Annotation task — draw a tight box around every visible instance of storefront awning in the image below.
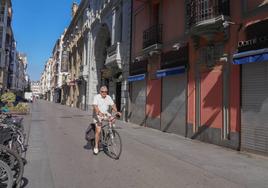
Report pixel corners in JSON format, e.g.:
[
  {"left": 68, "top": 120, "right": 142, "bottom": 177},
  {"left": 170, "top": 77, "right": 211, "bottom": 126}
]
[
  {"left": 244, "top": 17, "right": 268, "bottom": 29},
  {"left": 156, "top": 66, "right": 185, "bottom": 78},
  {"left": 128, "top": 74, "right": 146, "bottom": 82},
  {"left": 233, "top": 48, "right": 268, "bottom": 64}
]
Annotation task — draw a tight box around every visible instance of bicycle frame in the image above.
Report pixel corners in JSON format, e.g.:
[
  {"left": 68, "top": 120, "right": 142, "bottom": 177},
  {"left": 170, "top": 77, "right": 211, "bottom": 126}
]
[{"left": 99, "top": 121, "right": 114, "bottom": 147}]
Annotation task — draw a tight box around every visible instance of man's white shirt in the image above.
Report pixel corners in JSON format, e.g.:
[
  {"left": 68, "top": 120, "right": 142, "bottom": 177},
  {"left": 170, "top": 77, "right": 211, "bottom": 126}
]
[{"left": 93, "top": 94, "right": 114, "bottom": 114}]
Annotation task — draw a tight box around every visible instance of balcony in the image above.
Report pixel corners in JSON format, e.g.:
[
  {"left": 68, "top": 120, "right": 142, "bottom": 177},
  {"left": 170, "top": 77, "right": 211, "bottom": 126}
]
[
  {"left": 187, "top": 0, "right": 230, "bottom": 39},
  {"left": 143, "top": 24, "right": 163, "bottom": 52},
  {"left": 78, "top": 64, "right": 88, "bottom": 80},
  {"left": 161, "top": 45, "right": 189, "bottom": 69},
  {"left": 129, "top": 59, "right": 148, "bottom": 76},
  {"left": 105, "top": 42, "right": 121, "bottom": 70}
]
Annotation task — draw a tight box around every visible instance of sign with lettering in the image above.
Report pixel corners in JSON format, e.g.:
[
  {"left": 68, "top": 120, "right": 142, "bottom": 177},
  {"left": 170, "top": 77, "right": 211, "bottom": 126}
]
[{"left": 238, "top": 35, "right": 268, "bottom": 52}]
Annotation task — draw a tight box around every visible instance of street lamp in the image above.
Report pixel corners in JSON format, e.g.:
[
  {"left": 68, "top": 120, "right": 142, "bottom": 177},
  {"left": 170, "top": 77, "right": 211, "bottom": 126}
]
[
  {"left": 222, "top": 21, "right": 242, "bottom": 30},
  {"left": 172, "top": 43, "right": 181, "bottom": 51}
]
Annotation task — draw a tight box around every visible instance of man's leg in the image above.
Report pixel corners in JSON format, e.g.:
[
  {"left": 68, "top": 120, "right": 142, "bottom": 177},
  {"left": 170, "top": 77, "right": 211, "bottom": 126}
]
[{"left": 94, "top": 123, "right": 101, "bottom": 154}]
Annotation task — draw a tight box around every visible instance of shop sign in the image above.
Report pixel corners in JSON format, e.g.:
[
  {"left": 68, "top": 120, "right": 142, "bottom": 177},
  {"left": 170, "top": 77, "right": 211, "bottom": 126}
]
[{"left": 238, "top": 35, "right": 268, "bottom": 52}]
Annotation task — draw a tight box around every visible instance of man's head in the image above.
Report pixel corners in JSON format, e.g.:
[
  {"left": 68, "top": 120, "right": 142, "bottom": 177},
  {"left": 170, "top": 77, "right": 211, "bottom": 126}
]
[{"left": 99, "top": 86, "right": 108, "bottom": 98}]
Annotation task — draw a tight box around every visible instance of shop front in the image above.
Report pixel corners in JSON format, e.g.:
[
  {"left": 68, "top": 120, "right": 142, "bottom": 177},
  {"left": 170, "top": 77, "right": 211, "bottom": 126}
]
[
  {"left": 128, "top": 60, "right": 148, "bottom": 126},
  {"left": 233, "top": 20, "right": 268, "bottom": 155},
  {"left": 157, "top": 47, "right": 188, "bottom": 136}
]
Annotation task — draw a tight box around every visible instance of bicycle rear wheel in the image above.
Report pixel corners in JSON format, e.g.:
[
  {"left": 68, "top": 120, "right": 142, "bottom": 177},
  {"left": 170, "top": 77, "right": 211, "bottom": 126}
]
[
  {"left": 0, "top": 160, "right": 13, "bottom": 188},
  {"left": 104, "top": 130, "right": 122, "bottom": 160}
]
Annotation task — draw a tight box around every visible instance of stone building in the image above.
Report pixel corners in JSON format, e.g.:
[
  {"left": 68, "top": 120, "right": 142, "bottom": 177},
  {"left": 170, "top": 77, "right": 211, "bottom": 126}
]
[
  {"left": 0, "top": 0, "right": 12, "bottom": 93},
  {"left": 60, "top": 0, "right": 131, "bottom": 118},
  {"left": 62, "top": 1, "right": 90, "bottom": 109},
  {"left": 86, "top": 0, "right": 131, "bottom": 118}
]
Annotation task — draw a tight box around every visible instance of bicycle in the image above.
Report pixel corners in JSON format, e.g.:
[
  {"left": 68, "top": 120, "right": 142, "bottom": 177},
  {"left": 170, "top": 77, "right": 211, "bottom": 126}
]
[
  {"left": 91, "top": 114, "right": 122, "bottom": 160},
  {"left": 0, "top": 144, "right": 24, "bottom": 187},
  {"left": 0, "top": 160, "right": 13, "bottom": 188}
]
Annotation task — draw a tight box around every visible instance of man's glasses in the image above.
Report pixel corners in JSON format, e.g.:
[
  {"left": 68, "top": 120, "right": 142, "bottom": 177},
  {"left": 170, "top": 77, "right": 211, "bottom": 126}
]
[{"left": 100, "top": 91, "right": 108, "bottom": 93}]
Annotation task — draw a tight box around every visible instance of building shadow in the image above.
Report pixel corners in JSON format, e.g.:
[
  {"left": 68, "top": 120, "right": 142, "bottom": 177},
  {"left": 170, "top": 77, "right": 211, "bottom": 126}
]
[{"left": 191, "top": 110, "right": 220, "bottom": 139}]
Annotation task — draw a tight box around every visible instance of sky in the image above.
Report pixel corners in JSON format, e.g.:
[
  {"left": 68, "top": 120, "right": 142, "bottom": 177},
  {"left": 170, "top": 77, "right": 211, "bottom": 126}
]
[{"left": 12, "top": 0, "right": 81, "bottom": 81}]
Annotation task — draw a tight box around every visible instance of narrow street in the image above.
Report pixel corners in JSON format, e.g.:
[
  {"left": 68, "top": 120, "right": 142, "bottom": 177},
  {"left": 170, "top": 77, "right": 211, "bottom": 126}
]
[{"left": 21, "top": 100, "right": 268, "bottom": 188}]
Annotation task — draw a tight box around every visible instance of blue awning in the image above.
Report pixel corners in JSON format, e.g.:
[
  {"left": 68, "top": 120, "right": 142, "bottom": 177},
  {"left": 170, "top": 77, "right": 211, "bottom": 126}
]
[
  {"left": 128, "top": 74, "right": 145, "bottom": 82},
  {"left": 233, "top": 48, "right": 268, "bottom": 65},
  {"left": 156, "top": 66, "right": 185, "bottom": 78}
]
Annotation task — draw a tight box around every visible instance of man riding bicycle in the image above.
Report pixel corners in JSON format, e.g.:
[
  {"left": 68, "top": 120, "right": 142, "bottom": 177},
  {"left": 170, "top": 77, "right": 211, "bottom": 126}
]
[{"left": 92, "top": 86, "right": 121, "bottom": 155}]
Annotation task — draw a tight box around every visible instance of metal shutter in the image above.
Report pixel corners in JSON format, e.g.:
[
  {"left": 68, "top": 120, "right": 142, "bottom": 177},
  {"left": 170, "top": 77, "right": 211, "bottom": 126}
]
[
  {"left": 161, "top": 74, "right": 186, "bottom": 136},
  {"left": 129, "top": 80, "right": 146, "bottom": 125},
  {"left": 241, "top": 61, "right": 268, "bottom": 154}
]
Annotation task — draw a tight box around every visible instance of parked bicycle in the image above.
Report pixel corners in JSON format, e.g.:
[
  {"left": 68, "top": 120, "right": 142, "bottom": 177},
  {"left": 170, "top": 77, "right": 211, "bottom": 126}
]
[
  {"left": 0, "top": 159, "right": 13, "bottom": 188},
  {"left": 86, "top": 114, "right": 122, "bottom": 160},
  {"left": 0, "top": 144, "right": 24, "bottom": 188},
  {"left": 0, "top": 113, "right": 26, "bottom": 187}
]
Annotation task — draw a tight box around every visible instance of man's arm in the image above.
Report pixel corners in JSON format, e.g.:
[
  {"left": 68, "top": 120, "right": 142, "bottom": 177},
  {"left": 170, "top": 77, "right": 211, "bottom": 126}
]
[
  {"left": 111, "top": 104, "right": 118, "bottom": 113},
  {"left": 111, "top": 104, "right": 121, "bottom": 117},
  {"left": 93, "top": 105, "right": 103, "bottom": 116}
]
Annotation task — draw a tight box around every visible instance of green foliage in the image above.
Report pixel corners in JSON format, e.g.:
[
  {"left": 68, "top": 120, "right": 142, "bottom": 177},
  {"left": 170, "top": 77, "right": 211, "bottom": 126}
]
[
  {"left": 9, "top": 103, "right": 29, "bottom": 114},
  {"left": 1, "top": 92, "right": 16, "bottom": 105}
]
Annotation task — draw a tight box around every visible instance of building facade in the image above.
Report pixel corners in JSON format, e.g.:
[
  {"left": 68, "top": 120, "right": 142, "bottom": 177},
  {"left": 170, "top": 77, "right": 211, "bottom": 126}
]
[
  {"left": 60, "top": 0, "right": 131, "bottom": 118},
  {"left": 61, "top": 2, "right": 89, "bottom": 109},
  {"left": 129, "top": 0, "right": 189, "bottom": 135},
  {"left": 51, "top": 35, "right": 64, "bottom": 103},
  {"left": 129, "top": 0, "right": 268, "bottom": 155},
  {"left": 31, "top": 81, "right": 41, "bottom": 97},
  {"left": 86, "top": 0, "right": 131, "bottom": 118},
  {"left": 0, "top": 0, "right": 12, "bottom": 93},
  {"left": 7, "top": 34, "right": 16, "bottom": 91},
  {"left": 16, "top": 52, "right": 27, "bottom": 94},
  {"left": 42, "top": 58, "right": 53, "bottom": 101},
  {"left": 231, "top": 0, "right": 268, "bottom": 155}
]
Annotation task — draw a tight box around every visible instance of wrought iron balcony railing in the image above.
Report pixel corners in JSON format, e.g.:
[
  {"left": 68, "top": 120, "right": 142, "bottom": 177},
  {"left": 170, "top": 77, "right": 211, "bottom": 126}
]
[
  {"left": 105, "top": 42, "right": 122, "bottom": 69},
  {"left": 187, "top": 0, "right": 230, "bottom": 27},
  {"left": 143, "top": 24, "right": 163, "bottom": 49}
]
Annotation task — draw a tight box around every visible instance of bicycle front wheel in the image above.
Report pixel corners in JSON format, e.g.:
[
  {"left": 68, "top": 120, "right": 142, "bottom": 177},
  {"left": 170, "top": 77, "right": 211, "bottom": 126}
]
[{"left": 104, "top": 130, "right": 122, "bottom": 160}]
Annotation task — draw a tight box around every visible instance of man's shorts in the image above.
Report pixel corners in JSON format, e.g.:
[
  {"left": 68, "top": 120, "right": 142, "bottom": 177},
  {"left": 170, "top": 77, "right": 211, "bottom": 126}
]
[{"left": 93, "top": 114, "right": 111, "bottom": 126}]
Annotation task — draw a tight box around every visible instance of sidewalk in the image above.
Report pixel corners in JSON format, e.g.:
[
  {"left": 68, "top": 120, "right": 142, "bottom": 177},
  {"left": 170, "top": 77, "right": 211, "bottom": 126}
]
[{"left": 116, "top": 120, "right": 268, "bottom": 188}]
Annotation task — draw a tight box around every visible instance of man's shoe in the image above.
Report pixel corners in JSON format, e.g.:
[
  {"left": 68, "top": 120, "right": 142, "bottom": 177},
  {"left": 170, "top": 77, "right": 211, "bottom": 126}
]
[{"left": 93, "top": 147, "right": 99, "bottom": 155}]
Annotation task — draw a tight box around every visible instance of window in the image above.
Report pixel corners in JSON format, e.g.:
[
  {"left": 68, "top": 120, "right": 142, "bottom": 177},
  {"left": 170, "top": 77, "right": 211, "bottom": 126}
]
[
  {"left": 0, "top": 27, "right": 3, "bottom": 48},
  {"left": 152, "top": 3, "right": 160, "bottom": 25},
  {"left": 115, "top": 7, "right": 123, "bottom": 42},
  {"left": 0, "top": 5, "right": 5, "bottom": 15}
]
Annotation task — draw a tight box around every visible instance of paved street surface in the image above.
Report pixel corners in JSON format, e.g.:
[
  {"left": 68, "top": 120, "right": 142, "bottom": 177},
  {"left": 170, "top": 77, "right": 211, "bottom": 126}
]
[{"left": 23, "top": 100, "right": 268, "bottom": 188}]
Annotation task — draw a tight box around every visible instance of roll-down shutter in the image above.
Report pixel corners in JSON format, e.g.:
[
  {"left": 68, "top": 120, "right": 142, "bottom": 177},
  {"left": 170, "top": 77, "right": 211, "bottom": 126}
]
[
  {"left": 241, "top": 61, "right": 268, "bottom": 154},
  {"left": 130, "top": 80, "right": 146, "bottom": 125},
  {"left": 161, "top": 74, "right": 186, "bottom": 135}
]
